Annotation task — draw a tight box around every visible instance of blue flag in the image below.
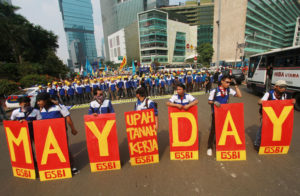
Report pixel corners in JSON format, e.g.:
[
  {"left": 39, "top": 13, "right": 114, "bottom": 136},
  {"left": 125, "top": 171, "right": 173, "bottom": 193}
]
[
  {"left": 132, "top": 60, "right": 136, "bottom": 75},
  {"left": 104, "top": 64, "right": 108, "bottom": 72},
  {"left": 86, "top": 59, "right": 93, "bottom": 75}
]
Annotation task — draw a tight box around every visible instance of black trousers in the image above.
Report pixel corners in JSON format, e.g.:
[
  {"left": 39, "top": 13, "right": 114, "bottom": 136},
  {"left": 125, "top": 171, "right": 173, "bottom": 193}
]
[{"left": 207, "top": 113, "right": 215, "bottom": 149}]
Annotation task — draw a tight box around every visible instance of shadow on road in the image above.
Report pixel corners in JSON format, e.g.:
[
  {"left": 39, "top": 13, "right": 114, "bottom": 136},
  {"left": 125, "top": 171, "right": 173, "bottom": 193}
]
[
  {"left": 119, "top": 138, "right": 130, "bottom": 166},
  {"left": 70, "top": 141, "right": 89, "bottom": 170},
  {"left": 246, "top": 124, "right": 260, "bottom": 146},
  {"left": 157, "top": 130, "right": 169, "bottom": 158}
]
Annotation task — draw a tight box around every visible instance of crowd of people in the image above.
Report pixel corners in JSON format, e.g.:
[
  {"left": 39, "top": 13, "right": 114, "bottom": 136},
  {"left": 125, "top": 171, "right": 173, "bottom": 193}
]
[
  {"left": 37, "top": 70, "right": 218, "bottom": 106},
  {"left": 6, "top": 64, "right": 296, "bottom": 178}
]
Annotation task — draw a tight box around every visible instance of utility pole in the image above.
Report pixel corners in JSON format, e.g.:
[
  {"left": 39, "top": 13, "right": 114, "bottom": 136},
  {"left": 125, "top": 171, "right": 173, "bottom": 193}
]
[{"left": 216, "top": 0, "right": 221, "bottom": 69}]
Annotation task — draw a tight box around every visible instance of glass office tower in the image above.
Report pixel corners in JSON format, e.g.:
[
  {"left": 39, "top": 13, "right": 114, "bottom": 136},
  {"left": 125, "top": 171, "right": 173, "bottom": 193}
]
[
  {"left": 245, "top": 0, "right": 300, "bottom": 56},
  {"left": 59, "top": 0, "right": 97, "bottom": 69},
  {"left": 139, "top": 10, "right": 168, "bottom": 63},
  {"left": 100, "top": 0, "right": 169, "bottom": 61}
]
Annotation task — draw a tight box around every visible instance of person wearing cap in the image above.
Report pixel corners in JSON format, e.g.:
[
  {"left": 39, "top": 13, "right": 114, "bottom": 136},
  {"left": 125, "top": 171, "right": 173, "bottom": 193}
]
[
  {"left": 47, "top": 82, "right": 57, "bottom": 100},
  {"left": 186, "top": 71, "right": 193, "bottom": 93},
  {"left": 11, "top": 96, "right": 42, "bottom": 178},
  {"left": 166, "top": 83, "right": 198, "bottom": 110},
  {"left": 109, "top": 78, "right": 117, "bottom": 100},
  {"left": 57, "top": 82, "right": 67, "bottom": 105},
  {"left": 134, "top": 87, "right": 158, "bottom": 129},
  {"left": 207, "top": 75, "right": 242, "bottom": 156},
  {"left": 117, "top": 76, "right": 125, "bottom": 99},
  {"left": 37, "top": 85, "right": 46, "bottom": 94},
  {"left": 88, "top": 88, "right": 114, "bottom": 115},
  {"left": 124, "top": 77, "right": 132, "bottom": 98},
  {"left": 84, "top": 79, "right": 92, "bottom": 102},
  {"left": 91, "top": 79, "right": 99, "bottom": 91},
  {"left": 159, "top": 76, "right": 166, "bottom": 95},
  {"left": 166, "top": 74, "right": 173, "bottom": 94},
  {"left": 66, "top": 82, "right": 75, "bottom": 105},
  {"left": 36, "top": 92, "right": 79, "bottom": 175},
  {"left": 254, "top": 80, "right": 296, "bottom": 151},
  {"left": 75, "top": 81, "right": 84, "bottom": 104}
]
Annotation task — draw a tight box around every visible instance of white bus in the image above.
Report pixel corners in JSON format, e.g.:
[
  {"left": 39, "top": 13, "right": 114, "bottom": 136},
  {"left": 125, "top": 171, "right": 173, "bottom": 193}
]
[{"left": 247, "top": 45, "right": 300, "bottom": 110}]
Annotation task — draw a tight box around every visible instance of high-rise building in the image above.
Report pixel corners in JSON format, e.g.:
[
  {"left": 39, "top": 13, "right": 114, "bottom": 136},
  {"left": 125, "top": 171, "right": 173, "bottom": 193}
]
[
  {"left": 138, "top": 9, "right": 197, "bottom": 64},
  {"left": 161, "top": 0, "right": 214, "bottom": 45},
  {"left": 212, "top": 0, "right": 300, "bottom": 65},
  {"left": 100, "top": 0, "right": 169, "bottom": 61},
  {"left": 294, "top": 17, "right": 300, "bottom": 46},
  {"left": 59, "top": 0, "right": 98, "bottom": 70}
]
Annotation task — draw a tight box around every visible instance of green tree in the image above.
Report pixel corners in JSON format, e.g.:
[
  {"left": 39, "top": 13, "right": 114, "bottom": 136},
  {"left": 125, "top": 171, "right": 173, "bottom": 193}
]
[{"left": 197, "top": 43, "right": 214, "bottom": 66}]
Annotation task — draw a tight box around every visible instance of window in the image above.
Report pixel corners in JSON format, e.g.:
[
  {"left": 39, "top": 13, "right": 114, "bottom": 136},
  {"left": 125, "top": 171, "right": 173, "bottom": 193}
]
[
  {"left": 109, "top": 39, "right": 113, "bottom": 48},
  {"left": 116, "top": 36, "right": 120, "bottom": 46},
  {"left": 117, "top": 47, "right": 121, "bottom": 56},
  {"left": 114, "top": 48, "right": 117, "bottom": 57}
]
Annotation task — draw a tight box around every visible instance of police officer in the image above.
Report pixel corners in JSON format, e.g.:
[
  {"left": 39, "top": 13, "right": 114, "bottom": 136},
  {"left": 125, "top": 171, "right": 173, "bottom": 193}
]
[{"left": 207, "top": 75, "right": 242, "bottom": 156}]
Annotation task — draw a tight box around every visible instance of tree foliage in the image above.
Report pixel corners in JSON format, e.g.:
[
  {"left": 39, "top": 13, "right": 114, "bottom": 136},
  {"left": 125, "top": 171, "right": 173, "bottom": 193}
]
[
  {"left": 197, "top": 43, "right": 214, "bottom": 66},
  {"left": 0, "top": 3, "right": 69, "bottom": 91}
]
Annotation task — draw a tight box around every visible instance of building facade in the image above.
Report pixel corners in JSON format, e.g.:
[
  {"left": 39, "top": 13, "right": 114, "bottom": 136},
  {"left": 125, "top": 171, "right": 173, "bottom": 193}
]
[
  {"left": 107, "top": 21, "right": 140, "bottom": 64},
  {"left": 161, "top": 0, "right": 214, "bottom": 46},
  {"left": 59, "top": 0, "right": 98, "bottom": 70},
  {"left": 99, "top": 0, "right": 169, "bottom": 61},
  {"left": 212, "top": 0, "right": 300, "bottom": 64},
  {"left": 294, "top": 17, "right": 300, "bottom": 46},
  {"left": 138, "top": 10, "right": 197, "bottom": 64}
]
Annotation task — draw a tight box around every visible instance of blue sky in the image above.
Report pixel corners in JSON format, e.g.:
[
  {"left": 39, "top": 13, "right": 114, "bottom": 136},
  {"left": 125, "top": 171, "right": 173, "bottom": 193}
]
[{"left": 12, "top": 0, "right": 186, "bottom": 63}]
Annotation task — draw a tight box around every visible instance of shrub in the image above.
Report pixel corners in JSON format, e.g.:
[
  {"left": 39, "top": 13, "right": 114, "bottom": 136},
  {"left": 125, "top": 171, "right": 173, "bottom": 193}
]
[
  {"left": 19, "top": 74, "right": 53, "bottom": 88},
  {"left": 0, "top": 79, "right": 19, "bottom": 97}
]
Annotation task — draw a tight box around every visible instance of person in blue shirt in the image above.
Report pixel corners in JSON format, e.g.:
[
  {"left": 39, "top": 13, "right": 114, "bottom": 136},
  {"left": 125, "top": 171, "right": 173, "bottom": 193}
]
[
  {"left": 207, "top": 75, "right": 242, "bottom": 156},
  {"left": 159, "top": 76, "right": 166, "bottom": 95},
  {"left": 117, "top": 76, "right": 125, "bottom": 99},
  {"left": 109, "top": 79, "right": 117, "bottom": 100},
  {"left": 134, "top": 87, "right": 158, "bottom": 130},
  {"left": 254, "top": 80, "right": 296, "bottom": 151},
  {"left": 84, "top": 80, "right": 92, "bottom": 102},
  {"left": 185, "top": 71, "right": 193, "bottom": 93},
  {"left": 75, "top": 81, "right": 84, "bottom": 104},
  {"left": 47, "top": 82, "right": 57, "bottom": 100},
  {"left": 57, "top": 82, "right": 66, "bottom": 105},
  {"left": 66, "top": 83, "right": 75, "bottom": 105},
  {"left": 36, "top": 92, "right": 79, "bottom": 175},
  {"left": 37, "top": 85, "right": 46, "bottom": 94},
  {"left": 88, "top": 88, "right": 114, "bottom": 115},
  {"left": 166, "top": 83, "right": 198, "bottom": 110}
]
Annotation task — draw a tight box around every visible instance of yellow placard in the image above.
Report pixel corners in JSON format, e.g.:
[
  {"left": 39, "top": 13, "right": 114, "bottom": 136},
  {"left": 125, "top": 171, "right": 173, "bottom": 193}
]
[
  {"left": 39, "top": 168, "right": 72, "bottom": 181},
  {"left": 90, "top": 161, "right": 121, "bottom": 172},
  {"left": 12, "top": 167, "right": 36, "bottom": 180},
  {"left": 216, "top": 150, "right": 246, "bottom": 161},
  {"left": 130, "top": 154, "right": 159, "bottom": 166},
  {"left": 259, "top": 146, "right": 289, "bottom": 155},
  {"left": 170, "top": 151, "right": 198, "bottom": 160}
]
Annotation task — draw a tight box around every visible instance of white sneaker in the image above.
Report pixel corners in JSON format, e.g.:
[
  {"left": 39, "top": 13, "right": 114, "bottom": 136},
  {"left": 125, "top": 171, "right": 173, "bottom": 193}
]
[{"left": 207, "top": 148, "right": 212, "bottom": 156}]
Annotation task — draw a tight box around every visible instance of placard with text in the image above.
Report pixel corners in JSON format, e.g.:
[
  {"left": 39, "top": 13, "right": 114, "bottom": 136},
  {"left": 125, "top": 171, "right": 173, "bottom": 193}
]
[
  {"left": 259, "top": 100, "right": 294, "bottom": 155},
  {"left": 215, "top": 103, "right": 246, "bottom": 161},
  {"left": 3, "top": 121, "right": 36, "bottom": 179},
  {"left": 33, "top": 118, "right": 72, "bottom": 181},
  {"left": 168, "top": 106, "right": 199, "bottom": 160},
  {"left": 125, "top": 109, "right": 159, "bottom": 166},
  {"left": 84, "top": 114, "right": 121, "bottom": 172}
]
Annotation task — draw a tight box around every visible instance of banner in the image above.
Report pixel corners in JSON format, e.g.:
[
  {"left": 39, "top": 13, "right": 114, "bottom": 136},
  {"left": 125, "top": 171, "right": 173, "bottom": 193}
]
[
  {"left": 125, "top": 109, "right": 159, "bottom": 166},
  {"left": 33, "top": 118, "right": 72, "bottom": 181},
  {"left": 259, "top": 100, "right": 294, "bottom": 154},
  {"left": 215, "top": 103, "right": 246, "bottom": 161},
  {"left": 3, "top": 121, "right": 36, "bottom": 179},
  {"left": 168, "top": 106, "right": 199, "bottom": 160},
  {"left": 84, "top": 114, "right": 121, "bottom": 172}
]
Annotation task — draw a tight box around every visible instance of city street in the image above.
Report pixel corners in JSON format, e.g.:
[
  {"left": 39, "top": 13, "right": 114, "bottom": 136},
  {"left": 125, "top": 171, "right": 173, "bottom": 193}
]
[{"left": 1, "top": 86, "right": 300, "bottom": 196}]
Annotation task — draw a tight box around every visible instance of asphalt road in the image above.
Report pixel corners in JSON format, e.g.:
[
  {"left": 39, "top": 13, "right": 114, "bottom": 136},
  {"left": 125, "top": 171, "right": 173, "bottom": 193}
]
[{"left": 1, "top": 86, "right": 300, "bottom": 196}]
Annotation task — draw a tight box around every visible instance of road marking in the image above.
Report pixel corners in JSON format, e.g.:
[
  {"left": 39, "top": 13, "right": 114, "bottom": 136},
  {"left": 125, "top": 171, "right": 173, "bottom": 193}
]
[{"left": 70, "top": 91, "right": 206, "bottom": 110}]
